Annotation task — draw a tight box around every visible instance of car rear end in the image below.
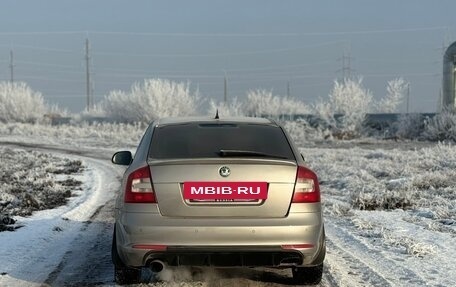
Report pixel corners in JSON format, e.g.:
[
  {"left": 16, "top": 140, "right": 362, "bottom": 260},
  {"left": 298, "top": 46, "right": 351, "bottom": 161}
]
[{"left": 113, "top": 117, "right": 325, "bottom": 283}]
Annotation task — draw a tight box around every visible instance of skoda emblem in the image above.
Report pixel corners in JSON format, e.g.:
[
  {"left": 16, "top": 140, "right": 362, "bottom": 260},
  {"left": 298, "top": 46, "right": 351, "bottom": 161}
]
[{"left": 219, "top": 166, "right": 231, "bottom": 177}]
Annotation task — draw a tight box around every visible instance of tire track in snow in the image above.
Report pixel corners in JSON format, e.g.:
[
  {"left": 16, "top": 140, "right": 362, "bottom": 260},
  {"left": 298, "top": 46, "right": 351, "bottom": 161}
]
[
  {"left": 42, "top": 204, "right": 109, "bottom": 286},
  {"left": 324, "top": 238, "right": 391, "bottom": 287},
  {"left": 41, "top": 157, "right": 122, "bottom": 286},
  {"left": 325, "top": 220, "right": 428, "bottom": 287}
]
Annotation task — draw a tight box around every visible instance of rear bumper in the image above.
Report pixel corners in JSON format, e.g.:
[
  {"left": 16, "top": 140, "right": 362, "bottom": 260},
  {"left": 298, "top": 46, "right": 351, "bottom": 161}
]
[
  {"left": 115, "top": 210, "right": 325, "bottom": 267},
  {"left": 134, "top": 247, "right": 305, "bottom": 267}
]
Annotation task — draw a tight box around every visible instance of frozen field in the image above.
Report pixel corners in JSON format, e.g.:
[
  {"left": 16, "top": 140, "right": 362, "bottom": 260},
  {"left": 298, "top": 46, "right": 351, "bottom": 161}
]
[
  {"left": 0, "top": 147, "right": 84, "bottom": 220},
  {"left": 0, "top": 122, "right": 455, "bottom": 286}
]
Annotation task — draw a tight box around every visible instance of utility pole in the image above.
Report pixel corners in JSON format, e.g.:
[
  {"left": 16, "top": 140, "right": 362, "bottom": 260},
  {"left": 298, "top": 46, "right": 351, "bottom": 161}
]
[
  {"left": 341, "top": 51, "right": 353, "bottom": 79},
  {"left": 287, "top": 81, "right": 290, "bottom": 98},
  {"left": 91, "top": 81, "right": 95, "bottom": 109},
  {"left": 441, "top": 32, "right": 448, "bottom": 112},
  {"left": 85, "top": 38, "right": 91, "bottom": 111},
  {"left": 337, "top": 44, "right": 354, "bottom": 80},
  {"left": 406, "top": 83, "right": 410, "bottom": 113},
  {"left": 438, "top": 88, "right": 443, "bottom": 112},
  {"left": 9, "top": 49, "right": 14, "bottom": 83},
  {"left": 223, "top": 72, "right": 227, "bottom": 104}
]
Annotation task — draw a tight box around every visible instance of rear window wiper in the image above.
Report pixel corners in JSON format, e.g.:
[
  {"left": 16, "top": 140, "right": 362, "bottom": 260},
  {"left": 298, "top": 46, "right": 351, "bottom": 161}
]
[{"left": 218, "top": 149, "right": 289, "bottom": 160}]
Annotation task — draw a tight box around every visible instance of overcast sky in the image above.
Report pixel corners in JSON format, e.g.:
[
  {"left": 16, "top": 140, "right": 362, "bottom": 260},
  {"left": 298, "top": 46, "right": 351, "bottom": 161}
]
[{"left": 0, "top": 0, "right": 455, "bottom": 112}]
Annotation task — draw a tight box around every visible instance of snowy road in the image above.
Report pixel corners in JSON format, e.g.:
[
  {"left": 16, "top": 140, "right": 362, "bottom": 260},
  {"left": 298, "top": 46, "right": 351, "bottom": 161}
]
[
  {"left": 0, "top": 144, "right": 123, "bottom": 287},
  {"left": 0, "top": 143, "right": 331, "bottom": 287},
  {"left": 42, "top": 156, "right": 120, "bottom": 287},
  {"left": 1, "top": 141, "right": 455, "bottom": 286}
]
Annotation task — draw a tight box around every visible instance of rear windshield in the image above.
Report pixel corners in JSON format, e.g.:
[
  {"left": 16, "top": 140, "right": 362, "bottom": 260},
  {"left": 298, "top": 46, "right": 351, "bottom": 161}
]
[{"left": 149, "top": 123, "right": 295, "bottom": 160}]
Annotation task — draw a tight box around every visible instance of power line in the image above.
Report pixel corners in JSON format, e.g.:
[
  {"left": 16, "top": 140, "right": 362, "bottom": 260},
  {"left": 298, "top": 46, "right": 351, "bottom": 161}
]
[
  {"left": 286, "top": 74, "right": 336, "bottom": 80},
  {"left": 0, "top": 26, "right": 446, "bottom": 37},
  {"left": 18, "top": 76, "right": 85, "bottom": 82},
  {"left": 357, "top": 58, "right": 439, "bottom": 65},
  {"left": 92, "top": 69, "right": 324, "bottom": 79},
  {"left": 90, "top": 60, "right": 335, "bottom": 75},
  {"left": 15, "top": 60, "right": 83, "bottom": 69},
  {"left": 225, "top": 60, "right": 335, "bottom": 73},
  {"left": 362, "top": 72, "right": 439, "bottom": 78},
  {"left": 16, "top": 66, "right": 84, "bottom": 75},
  {"left": 86, "top": 26, "right": 446, "bottom": 37},
  {"left": 14, "top": 56, "right": 436, "bottom": 76},
  {"left": 226, "top": 75, "right": 333, "bottom": 84},
  {"left": 44, "top": 94, "right": 104, "bottom": 98},
  {"left": 0, "top": 42, "right": 342, "bottom": 58},
  {"left": 0, "top": 44, "right": 79, "bottom": 53},
  {"left": 288, "top": 82, "right": 331, "bottom": 88},
  {"left": 90, "top": 41, "right": 346, "bottom": 58},
  {"left": 88, "top": 79, "right": 140, "bottom": 85},
  {"left": 0, "top": 31, "right": 87, "bottom": 36},
  {"left": 93, "top": 72, "right": 222, "bottom": 79}
]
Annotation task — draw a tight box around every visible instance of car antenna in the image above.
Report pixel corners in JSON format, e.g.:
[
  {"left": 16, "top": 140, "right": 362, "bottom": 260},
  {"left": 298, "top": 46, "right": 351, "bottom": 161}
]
[{"left": 214, "top": 109, "right": 219, "bottom": 119}]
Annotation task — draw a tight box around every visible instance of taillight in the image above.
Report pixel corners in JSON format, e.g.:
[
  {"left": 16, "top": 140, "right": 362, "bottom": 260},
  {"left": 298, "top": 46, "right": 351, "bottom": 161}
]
[
  {"left": 125, "top": 166, "right": 156, "bottom": 203},
  {"left": 292, "top": 166, "right": 320, "bottom": 203}
]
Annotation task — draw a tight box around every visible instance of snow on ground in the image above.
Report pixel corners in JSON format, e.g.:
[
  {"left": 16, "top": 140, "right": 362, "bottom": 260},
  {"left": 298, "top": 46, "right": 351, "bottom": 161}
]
[
  {"left": 1, "top": 122, "right": 456, "bottom": 286},
  {"left": 302, "top": 144, "right": 456, "bottom": 286},
  {"left": 0, "top": 148, "right": 124, "bottom": 286},
  {"left": 0, "top": 147, "right": 84, "bottom": 222},
  {"left": 0, "top": 122, "right": 144, "bottom": 150}
]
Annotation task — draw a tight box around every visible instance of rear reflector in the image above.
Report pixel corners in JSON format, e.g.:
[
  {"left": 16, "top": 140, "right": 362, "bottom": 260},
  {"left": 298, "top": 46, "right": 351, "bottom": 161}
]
[
  {"left": 132, "top": 244, "right": 167, "bottom": 251},
  {"left": 292, "top": 166, "right": 320, "bottom": 203},
  {"left": 125, "top": 166, "right": 156, "bottom": 203},
  {"left": 282, "top": 244, "right": 314, "bottom": 249}
]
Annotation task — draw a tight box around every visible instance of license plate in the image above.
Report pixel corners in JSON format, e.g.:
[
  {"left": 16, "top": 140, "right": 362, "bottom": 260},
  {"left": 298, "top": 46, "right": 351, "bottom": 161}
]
[{"left": 183, "top": 182, "right": 268, "bottom": 200}]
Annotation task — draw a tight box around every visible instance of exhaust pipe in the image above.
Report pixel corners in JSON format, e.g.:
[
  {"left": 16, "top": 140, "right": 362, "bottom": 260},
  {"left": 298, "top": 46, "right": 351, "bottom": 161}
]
[{"left": 150, "top": 259, "right": 165, "bottom": 273}]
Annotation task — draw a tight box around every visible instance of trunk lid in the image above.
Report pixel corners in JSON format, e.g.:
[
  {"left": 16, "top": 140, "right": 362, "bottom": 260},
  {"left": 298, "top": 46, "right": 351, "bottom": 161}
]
[{"left": 149, "top": 158, "right": 297, "bottom": 218}]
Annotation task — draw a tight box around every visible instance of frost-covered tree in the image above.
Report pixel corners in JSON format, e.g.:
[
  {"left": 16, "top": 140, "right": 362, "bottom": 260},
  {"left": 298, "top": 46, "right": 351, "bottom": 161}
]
[
  {"left": 0, "top": 82, "right": 46, "bottom": 123},
  {"left": 395, "top": 113, "right": 426, "bottom": 139},
  {"left": 376, "top": 78, "right": 407, "bottom": 113},
  {"left": 279, "top": 93, "right": 312, "bottom": 118},
  {"left": 102, "top": 79, "right": 200, "bottom": 123},
  {"left": 423, "top": 109, "right": 456, "bottom": 142},
  {"left": 208, "top": 97, "right": 245, "bottom": 117},
  {"left": 245, "top": 89, "right": 277, "bottom": 117},
  {"left": 313, "top": 99, "right": 335, "bottom": 129},
  {"left": 48, "top": 104, "right": 70, "bottom": 117},
  {"left": 244, "top": 89, "right": 310, "bottom": 118},
  {"left": 80, "top": 103, "right": 106, "bottom": 117},
  {"left": 315, "top": 78, "right": 372, "bottom": 136}
]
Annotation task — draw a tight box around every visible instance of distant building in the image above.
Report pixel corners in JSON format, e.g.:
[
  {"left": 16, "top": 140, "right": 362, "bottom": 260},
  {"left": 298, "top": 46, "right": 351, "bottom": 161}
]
[{"left": 443, "top": 41, "right": 456, "bottom": 111}]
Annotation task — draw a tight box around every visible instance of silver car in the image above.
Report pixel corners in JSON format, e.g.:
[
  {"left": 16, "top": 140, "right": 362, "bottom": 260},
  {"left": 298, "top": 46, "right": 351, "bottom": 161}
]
[{"left": 111, "top": 116, "right": 325, "bottom": 285}]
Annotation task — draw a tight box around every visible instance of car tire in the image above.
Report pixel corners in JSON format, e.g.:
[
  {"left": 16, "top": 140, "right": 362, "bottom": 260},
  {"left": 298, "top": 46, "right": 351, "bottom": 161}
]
[
  {"left": 112, "top": 227, "right": 141, "bottom": 285},
  {"left": 292, "top": 263, "right": 323, "bottom": 285}
]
